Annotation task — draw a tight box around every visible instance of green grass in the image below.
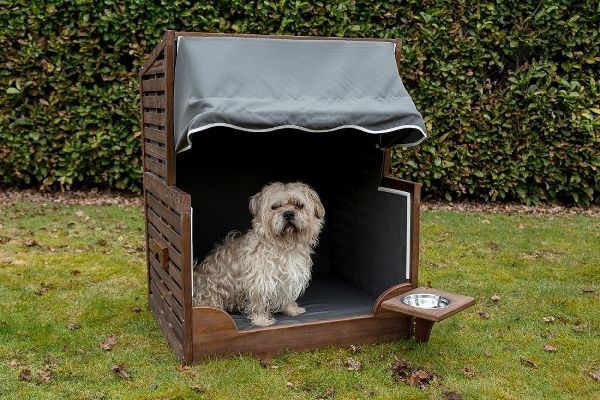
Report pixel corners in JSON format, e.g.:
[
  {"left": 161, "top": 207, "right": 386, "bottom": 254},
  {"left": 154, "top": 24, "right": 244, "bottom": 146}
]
[{"left": 0, "top": 202, "right": 599, "bottom": 399}]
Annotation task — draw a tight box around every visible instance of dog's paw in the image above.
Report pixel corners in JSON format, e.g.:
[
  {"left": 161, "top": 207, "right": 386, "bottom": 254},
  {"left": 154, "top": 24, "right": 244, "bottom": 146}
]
[
  {"left": 283, "top": 304, "right": 306, "bottom": 316},
  {"left": 250, "top": 315, "right": 276, "bottom": 327}
]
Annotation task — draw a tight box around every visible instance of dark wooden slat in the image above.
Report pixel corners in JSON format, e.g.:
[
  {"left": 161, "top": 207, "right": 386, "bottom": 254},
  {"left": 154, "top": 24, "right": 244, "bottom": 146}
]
[
  {"left": 144, "top": 172, "right": 190, "bottom": 214},
  {"left": 150, "top": 280, "right": 183, "bottom": 335},
  {"left": 141, "top": 77, "right": 166, "bottom": 92},
  {"left": 147, "top": 192, "right": 181, "bottom": 233},
  {"left": 144, "top": 127, "right": 167, "bottom": 144},
  {"left": 146, "top": 59, "right": 165, "bottom": 75},
  {"left": 144, "top": 156, "right": 167, "bottom": 178},
  {"left": 180, "top": 200, "right": 193, "bottom": 362},
  {"left": 143, "top": 94, "right": 167, "bottom": 109},
  {"left": 139, "top": 31, "right": 171, "bottom": 77},
  {"left": 164, "top": 34, "right": 176, "bottom": 185},
  {"left": 148, "top": 208, "right": 181, "bottom": 252},
  {"left": 148, "top": 222, "right": 183, "bottom": 270},
  {"left": 143, "top": 111, "right": 166, "bottom": 127},
  {"left": 149, "top": 261, "right": 183, "bottom": 319},
  {"left": 149, "top": 290, "right": 184, "bottom": 359},
  {"left": 145, "top": 141, "right": 167, "bottom": 161}
]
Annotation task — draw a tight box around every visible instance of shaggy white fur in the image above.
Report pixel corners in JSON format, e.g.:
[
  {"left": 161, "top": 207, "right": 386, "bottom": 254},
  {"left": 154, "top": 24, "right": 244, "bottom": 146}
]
[{"left": 192, "top": 182, "right": 325, "bottom": 327}]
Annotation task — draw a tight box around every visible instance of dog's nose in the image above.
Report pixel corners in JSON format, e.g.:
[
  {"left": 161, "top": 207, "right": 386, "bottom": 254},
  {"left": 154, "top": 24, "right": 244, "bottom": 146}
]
[{"left": 283, "top": 211, "right": 295, "bottom": 221}]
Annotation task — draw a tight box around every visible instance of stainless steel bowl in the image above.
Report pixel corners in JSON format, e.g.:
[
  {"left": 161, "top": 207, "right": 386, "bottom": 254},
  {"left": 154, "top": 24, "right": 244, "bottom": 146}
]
[{"left": 402, "top": 293, "right": 451, "bottom": 309}]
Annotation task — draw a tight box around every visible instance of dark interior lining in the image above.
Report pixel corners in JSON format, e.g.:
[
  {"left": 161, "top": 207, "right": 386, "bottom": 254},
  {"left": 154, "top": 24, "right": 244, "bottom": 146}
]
[{"left": 177, "top": 128, "right": 409, "bottom": 326}]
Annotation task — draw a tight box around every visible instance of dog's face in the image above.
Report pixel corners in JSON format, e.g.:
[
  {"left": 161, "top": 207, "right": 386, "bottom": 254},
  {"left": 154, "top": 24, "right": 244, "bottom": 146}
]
[{"left": 249, "top": 182, "right": 324, "bottom": 247}]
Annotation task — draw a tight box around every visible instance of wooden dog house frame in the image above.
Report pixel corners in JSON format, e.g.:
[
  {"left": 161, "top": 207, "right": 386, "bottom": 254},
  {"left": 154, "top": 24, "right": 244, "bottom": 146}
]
[{"left": 139, "top": 31, "right": 474, "bottom": 364}]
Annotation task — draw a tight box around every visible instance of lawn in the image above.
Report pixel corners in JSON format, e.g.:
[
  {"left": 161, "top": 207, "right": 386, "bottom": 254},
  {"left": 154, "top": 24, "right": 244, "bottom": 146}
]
[{"left": 0, "top": 201, "right": 598, "bottom": 399}]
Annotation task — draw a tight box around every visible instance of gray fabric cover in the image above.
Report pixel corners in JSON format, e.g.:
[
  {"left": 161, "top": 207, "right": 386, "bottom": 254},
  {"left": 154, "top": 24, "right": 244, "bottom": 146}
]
[{"left": 174, "top": 36, "right": 427, "bottom": 153}]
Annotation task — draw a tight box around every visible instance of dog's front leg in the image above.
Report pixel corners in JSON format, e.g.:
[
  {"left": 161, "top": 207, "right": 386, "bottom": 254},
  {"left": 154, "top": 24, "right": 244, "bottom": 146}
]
[{"left": 282, "top": 302, "right": 306, "bottom": 316}]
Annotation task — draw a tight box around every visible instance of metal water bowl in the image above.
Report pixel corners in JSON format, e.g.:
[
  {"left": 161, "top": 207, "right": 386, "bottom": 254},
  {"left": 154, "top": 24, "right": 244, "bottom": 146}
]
[{"left": 403, "top": 293, "right": 451, "bottom": 309}]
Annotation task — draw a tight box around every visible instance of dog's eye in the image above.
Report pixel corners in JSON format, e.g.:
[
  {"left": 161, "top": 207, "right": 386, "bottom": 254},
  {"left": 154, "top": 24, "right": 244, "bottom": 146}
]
[{"left": 271, "top": 203, "right": 281, "bottom": 210}]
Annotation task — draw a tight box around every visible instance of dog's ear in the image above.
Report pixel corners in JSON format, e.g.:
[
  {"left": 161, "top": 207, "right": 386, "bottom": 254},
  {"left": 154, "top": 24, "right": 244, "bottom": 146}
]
[
  {"left": 249, "top": 192, "right": 262, "bottom": 217},
  {"left": 302, "top": 184, "right": 325, "bottom": 219}
]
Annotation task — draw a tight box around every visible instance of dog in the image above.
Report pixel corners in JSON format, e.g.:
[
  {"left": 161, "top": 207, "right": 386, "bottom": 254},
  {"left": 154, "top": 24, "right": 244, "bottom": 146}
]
[{"left": 192, "top": 182, "right": 325, "bottom": 327}]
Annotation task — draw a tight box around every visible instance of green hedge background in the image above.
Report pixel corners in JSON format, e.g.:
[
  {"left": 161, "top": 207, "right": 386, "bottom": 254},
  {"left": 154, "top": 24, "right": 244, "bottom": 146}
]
[{"left": 1, "top": 0, "right": 599, "bottom": 204}]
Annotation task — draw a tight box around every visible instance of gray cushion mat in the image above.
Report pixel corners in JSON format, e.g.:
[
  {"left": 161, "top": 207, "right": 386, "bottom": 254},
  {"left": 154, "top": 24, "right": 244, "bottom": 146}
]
[{"left": 231, "top": 277, "right": 376, "bottom": 330}]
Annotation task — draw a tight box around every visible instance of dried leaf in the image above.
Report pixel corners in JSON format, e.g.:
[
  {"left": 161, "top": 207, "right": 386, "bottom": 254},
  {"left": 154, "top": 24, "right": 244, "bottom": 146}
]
[
  {"left": 286, "top": 381, "right": 296, "bottom": 389},
  {"left": 34, "top": 283, "right": 52, "bottom": 295},
  {"left": 543, "top": 316, "right": 555, "bottom": 323},
  {"left": 100, "top": 335, "right": 118, "bottom": 351},
  {"left": 391, "top": 358, "right": 411, "bottom": 375},
  {"left": 176, "top": 364, "right": 190, "bottom": 372},
  {"left": 19, "top": 368, "right": 32, "bottom": 382},
  {"left": 350, "top": 344, "right": 358, "bottom": 353},
  {"left": 478, "top": 311, "right": 490, "bottom": 319},
  {"left": 191, "top": 385, "right": 207, "bottom": 393},
  {"left": 345, "top": 358, "right": 363, "bottom": 371},
  {"left": 66, "top": 322, "right": 80, "bottom": 330},
  {"left": 463, "top": 367, "right": 475, "bottom": 378},
  {"left": 70, "top": 269, "right": 81, "bottom": 275},
  {"left": 542, "top": 331, "right": 557, "bottom": 339},
  {"left": 591, "top": 370, "right": 600, "bottom": 382},
  {"left": 581, "top": 288, "right": 596, "bottom": 293},
  {"left": 405, "top": 369, "right": 439, "bottom": 389},
  {"left": 111, "top": 363, "right": 131, "bottom": 379},
  {"left": 131, "top": 306, "right": 142, "bottom": 313},
  {"left": 6, "top": 359, "right": 18, "bottom": 367},
  {"left": 25, "top": 239, "right": 39, "bottom": 247},
  {"left": 491, "top": 295, "right": 500, "bottom": 302},
  {"left": 38, "top": 371, "right": 52, "bottom": 383},
  {"left": 443, "top": 391, "right": 463, "bottom": 400},
  {"left": 543, "top": 344, "right": 557, "bottom": 352},
  {"left": 259, "top": 358, "right": 279, "bottom": 369},
  {"left": 520, "top": 358, "right": 539, "bottom": 368}
]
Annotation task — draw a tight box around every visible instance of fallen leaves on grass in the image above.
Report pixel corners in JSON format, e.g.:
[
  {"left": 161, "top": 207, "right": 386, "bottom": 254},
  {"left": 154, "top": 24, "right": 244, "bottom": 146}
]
[
  {"left": 70, "top": 269, "right": 81, "bottom": 275},
  {"left": 463, "top": 367, "right": 475, "bottom": 378},
  {"left": 131, "top": 306, "right": 142, "bottom": 313},
  {"left": 24, "top": 239, "right": 39, "bottom": 247},
  {"left": 391, "top": 358, "right": 439, "bottom": 389},
  {"left": 191, "top": 385, "right": 207, "bottom": 393},
  {"left": 259, "top": 358, "right": 280, "bottom": 369},
  {"left": 344, "top": 358, "right": 363, "bottom": 371},
  {"left": 286, "top": 381, "right": 296, "bottom": 389},
  {"left": 543, "top": 344, "right": 557, "bottom": 353},
  {"left": 6, "top": 359, "right": 18, "bottom": 367},
  {"left": 520, "top": 358, "right": 539, "bottom": 369},
  {"left": 34, "top": 282, "right": 53, "bottom": 295},
  {"left": 542, "top": 331, "right": 557, "bottom": 339},
  {"left": 112, "top": 363, "right": 131, "bottom": 379},
  {"left": 443, "top": 391, "right": 463, "bottom": 400},
  {"left": 316, "top": 387, "right": 336, "bottom": 399},
  {"left": 66, "top": 322, "right": 81, "bottom": 330},
  {"left": 490, "top": 295, "right": 500, "bottom": 302},
  {"left": 100, "top": 335, "right": 118, "bottom": 351},
  {"left": 478, "top": 311, "right": 490, "bottom": 319},
  {"left": 591, "top": 370, "right": 600, "bottom": 382},
  {"left": 543, "top": 316, "right": 555, "bottom": 323},
  {"left": 19, "top": 368, "right": 32, "bottom": 382}
]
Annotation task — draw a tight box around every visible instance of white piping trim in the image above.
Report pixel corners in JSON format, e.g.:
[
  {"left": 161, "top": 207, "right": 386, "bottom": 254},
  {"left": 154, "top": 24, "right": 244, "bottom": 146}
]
[
  {"left": 377, "top": 187, "right": 411, "bottom": 280},
  {"left": 178, "top": 123, "right": 427, "bottom": 153}
]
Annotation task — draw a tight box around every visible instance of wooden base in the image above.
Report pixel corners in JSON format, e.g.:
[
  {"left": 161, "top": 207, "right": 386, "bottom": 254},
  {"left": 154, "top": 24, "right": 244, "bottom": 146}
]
[{"left": 191, "top": 307, "right": 412, "bottom": 361}]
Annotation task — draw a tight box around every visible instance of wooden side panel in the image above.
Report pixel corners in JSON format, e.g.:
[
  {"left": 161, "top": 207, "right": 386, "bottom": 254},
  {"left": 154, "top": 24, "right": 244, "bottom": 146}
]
[{"left": 143, "top": 172, "right": 193, "bottom": 363}]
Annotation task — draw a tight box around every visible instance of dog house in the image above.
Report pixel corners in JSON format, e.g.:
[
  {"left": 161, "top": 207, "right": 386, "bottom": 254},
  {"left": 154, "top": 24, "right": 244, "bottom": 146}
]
[{"left": 139, "top": 31, "right": 474, "bottom": 363}]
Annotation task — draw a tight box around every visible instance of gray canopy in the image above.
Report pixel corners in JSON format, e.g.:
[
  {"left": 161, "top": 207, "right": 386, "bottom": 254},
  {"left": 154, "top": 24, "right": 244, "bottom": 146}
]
[{"left": 174, "top": 36, "right": 427, "bottom": 153}]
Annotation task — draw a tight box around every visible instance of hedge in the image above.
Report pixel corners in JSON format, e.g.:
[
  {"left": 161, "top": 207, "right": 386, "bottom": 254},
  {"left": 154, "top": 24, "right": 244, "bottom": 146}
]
[{"left": 1, "top": 0, "right": 598, "bottom": 204}]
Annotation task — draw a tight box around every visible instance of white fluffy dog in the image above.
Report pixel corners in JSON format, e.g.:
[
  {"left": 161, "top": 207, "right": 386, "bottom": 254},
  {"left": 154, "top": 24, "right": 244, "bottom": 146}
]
[{"left": 192, "top": 182, "right": 325, "bottom": 327}]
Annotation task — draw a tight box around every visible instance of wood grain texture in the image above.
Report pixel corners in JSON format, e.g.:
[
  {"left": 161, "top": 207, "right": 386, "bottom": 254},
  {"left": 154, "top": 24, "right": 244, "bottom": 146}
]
[
  {"left": 381, "top": 287, "right": 476, "bottom": 322},
  {"left": 372, "top": 283, "right": 415, "bottom": 314},
  {"left": 192, "top": 310, "right": 411, "bottom": 361}
]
